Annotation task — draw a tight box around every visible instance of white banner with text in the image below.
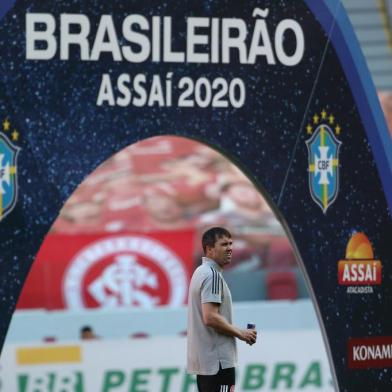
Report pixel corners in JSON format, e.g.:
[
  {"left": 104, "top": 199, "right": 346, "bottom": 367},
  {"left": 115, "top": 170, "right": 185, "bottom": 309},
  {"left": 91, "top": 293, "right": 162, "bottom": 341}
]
[{"left": 0, "top": 330, "right": 334, "bottom": 392}]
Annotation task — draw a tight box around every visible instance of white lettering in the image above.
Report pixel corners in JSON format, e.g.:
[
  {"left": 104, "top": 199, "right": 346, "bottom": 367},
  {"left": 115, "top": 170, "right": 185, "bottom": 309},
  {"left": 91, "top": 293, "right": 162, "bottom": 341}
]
[
  {"left": 148, "top": 75, "right": 165, "bottom": 106},
  {"left": 382, "top": 344, "right": 392, "bottom": 359},
  {"left": 26, "top": 12, "right": 306, "bottom": 66},
  {"left": 90, "top": 15, "right": 122, "bottom": 61},
  {"left": 26, "top": 13, "right": 57, "bottom": 60},
  {"left": 116, "top": 73, "right": 131, "bottom": 107},
  {"left": 353, "top": 345, "right": 392, "bottom": 361},
  {"left": 211, "top": 18, "right": 219, "bottom": 63},
  {"left": 357, "top": 263, "right": 364, "bottom": 282},
  {"left": 353, "top": 346, "right": 360, "bottom": 361},
  {"left": 343, "top": 264, "right": 350, "bottom": 282},
  {"left": 96, "top": 74, "right": 115, "bottom": 106},
  {"left": 248, "top": 18, "right": 275, "bottom": 64},
  {"left": 275, "top": 19, "right": 304, "bottom": 66},
  {"left": 221, "top": 19, "right": 247, "bottom": 64},
  {"left": 122, "top": 15, "right": 150, "bottom": 63},
  {"left": 187, "top": 17, "right": 209, "bottom": 63},
  {"left": 60, "top": 14, "right": 90, "bottom": 60},
  {"left": 163, "top": 17, "right": 185, "bottom": 62},
  {"left": 133, "top": 74, "right": 148, "bottom": 107},
  {"left": 152, "top": 16, "right": 161, "bottom": 62}
]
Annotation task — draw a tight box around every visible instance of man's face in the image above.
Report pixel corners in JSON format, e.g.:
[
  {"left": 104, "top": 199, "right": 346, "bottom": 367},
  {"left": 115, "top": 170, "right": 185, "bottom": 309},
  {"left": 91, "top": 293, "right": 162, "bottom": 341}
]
[
  {"left": 206, "top": 235, "right": 233, "bottom": 267},
  {"left": 81, "top": 330, "right": 95, "bottom": 340}
]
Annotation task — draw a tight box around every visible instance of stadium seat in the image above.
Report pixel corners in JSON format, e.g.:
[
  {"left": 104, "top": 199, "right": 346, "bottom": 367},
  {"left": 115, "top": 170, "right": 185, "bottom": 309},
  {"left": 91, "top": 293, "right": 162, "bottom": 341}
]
[
  {"left": 266, "top": 270, "right": 298, "bottom": 300},
  {"left": 223, "top": 270, "right": 266, "bottom": 301},
  {"left": 265, "top": 237, "right": 296, "bottom": 268},
  {"left": 43, "top": 336, "right": 57, "bottom": 343},
  {"left": 130, "top": 332, "right": 149, "bottom": 339}
]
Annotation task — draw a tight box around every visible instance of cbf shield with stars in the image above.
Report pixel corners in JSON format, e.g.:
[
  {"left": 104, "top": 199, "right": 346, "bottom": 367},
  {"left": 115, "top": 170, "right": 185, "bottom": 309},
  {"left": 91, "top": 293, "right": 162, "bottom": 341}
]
[
  {"left": 306, "top": 124, "right": 341, "bottom": 213},
  {"left": 0, "top": 132, "right": 20, "bottom": 220}
]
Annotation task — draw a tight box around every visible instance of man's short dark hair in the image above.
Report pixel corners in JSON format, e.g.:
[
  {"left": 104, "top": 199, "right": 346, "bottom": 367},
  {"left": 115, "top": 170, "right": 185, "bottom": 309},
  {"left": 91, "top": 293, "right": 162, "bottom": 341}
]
[
  {"left": 202, "top": 227, "right": 231, "bottom": 254},
  {"left": 81, "top": 325, "right": 92, "bottom": 334}
]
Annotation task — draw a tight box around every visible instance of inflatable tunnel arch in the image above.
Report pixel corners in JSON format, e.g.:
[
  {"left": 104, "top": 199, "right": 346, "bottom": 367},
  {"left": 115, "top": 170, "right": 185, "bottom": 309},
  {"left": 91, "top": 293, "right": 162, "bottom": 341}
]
[{"left": 0, "top": 1, "right": 391, "bottom": 390}]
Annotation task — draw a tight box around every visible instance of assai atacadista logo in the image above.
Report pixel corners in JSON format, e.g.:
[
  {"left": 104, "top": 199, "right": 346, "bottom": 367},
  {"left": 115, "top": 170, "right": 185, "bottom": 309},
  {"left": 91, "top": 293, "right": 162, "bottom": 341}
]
[
  {"left": 338, "top": 232, "right": 382, "bottom": 294},
  {"left": 305, "top": 110, "right": 342, "bottom": 213},
  {"left": 0, "top": 118, "right": 21, "bottom": 221}
]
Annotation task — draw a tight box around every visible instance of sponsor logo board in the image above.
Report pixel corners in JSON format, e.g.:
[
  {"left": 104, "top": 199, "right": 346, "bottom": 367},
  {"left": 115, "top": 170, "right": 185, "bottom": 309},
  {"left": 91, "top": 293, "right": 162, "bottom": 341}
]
[
  {"left": 1, "top": 332, "right": 334, "bottom": 391},
  {"left": 348, "top": 337, "right": 392, "bottom": 369},
  {"left": 338, "top": 232, "right": 382, "bottom": 294}
]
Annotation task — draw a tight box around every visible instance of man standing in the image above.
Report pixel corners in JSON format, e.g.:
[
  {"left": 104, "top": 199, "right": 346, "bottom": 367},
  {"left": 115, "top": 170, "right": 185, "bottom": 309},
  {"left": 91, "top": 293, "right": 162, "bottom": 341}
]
[{"left": 187, "top": 227, "right": 257, "bottom": 392}]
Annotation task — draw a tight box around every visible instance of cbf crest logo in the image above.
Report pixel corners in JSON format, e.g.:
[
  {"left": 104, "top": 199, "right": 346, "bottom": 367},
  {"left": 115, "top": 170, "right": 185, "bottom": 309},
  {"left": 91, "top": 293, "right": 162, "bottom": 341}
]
[
  {"left": 305, "top": 110, "right": 342, "bottom": 213},
  {"left": 0, "top": 118, "right": 21, "bottom": 221}
]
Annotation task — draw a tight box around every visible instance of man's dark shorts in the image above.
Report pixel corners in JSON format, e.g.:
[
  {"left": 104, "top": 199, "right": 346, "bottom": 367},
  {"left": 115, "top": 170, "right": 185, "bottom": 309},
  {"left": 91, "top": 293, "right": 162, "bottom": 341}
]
[{"left": 196, "top": 365, "right": 235, "bottom": 392}]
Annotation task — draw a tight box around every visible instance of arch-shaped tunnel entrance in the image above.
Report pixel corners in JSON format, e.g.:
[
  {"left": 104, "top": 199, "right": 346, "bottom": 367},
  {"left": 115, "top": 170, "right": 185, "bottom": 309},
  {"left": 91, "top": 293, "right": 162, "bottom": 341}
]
[{"left": 2, "top": 136, "right": 333, "bottom": 391}]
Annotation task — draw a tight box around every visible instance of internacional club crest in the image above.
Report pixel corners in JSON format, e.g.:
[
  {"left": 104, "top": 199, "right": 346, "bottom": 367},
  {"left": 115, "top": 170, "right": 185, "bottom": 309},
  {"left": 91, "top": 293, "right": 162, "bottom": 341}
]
[
  {"left": 305, "top": 110, "right": 342, "bottom": 213},
  {"left": 63, "top": 235, "right": 188, "bottom": 309},
  {"left": 0, "top": 118, "right": 21, "bottom": 221}
]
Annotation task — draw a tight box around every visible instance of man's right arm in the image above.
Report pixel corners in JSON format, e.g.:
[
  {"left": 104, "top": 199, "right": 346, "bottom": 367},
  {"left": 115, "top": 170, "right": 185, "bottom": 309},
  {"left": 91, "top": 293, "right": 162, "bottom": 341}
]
[{"left": 202, "top": 302, "right": 257, "bottom": 345}]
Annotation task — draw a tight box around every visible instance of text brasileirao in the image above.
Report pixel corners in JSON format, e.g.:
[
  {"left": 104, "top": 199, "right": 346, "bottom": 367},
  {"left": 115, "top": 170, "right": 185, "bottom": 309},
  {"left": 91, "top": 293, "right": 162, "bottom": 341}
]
[{"left": 25, "top": 8, "right": 305, "bottom": 108}]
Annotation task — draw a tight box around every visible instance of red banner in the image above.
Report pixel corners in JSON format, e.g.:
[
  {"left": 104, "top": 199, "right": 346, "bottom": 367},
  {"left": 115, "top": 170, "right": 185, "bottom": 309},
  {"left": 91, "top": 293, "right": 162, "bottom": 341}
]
[
  {"left": 348, "top": 336, "right": 392, "bottom": 369},
  {"left": 17, "top": 231, "right": 195, "bottom": 310}
]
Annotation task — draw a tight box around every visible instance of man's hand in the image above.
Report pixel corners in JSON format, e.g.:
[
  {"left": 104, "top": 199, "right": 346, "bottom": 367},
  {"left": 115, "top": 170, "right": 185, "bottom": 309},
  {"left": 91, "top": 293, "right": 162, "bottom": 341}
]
[
  {"left": 238, "top": 329, "right": 257, "bottom": 345},
  {"left": 202, "top": 302, "right": 258, "bottom": 345}
]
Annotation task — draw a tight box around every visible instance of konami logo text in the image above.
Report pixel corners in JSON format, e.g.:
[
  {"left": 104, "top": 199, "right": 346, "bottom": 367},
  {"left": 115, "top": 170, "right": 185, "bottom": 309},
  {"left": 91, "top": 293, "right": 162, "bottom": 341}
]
[
  {"left": 338, "top": 232, "right": 381, "bottom": 292},
  {"left": 348, "top": 337, "right": 392, "bottom": 369}
]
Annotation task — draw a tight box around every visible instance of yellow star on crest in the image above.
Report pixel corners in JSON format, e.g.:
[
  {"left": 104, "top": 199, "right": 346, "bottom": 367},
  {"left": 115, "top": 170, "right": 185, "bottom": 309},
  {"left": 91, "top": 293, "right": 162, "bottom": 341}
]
[
  {"left": 12, "top": 129, "right": 19, "bottom": 141},
  {"left": 313, "top": 114, "right": 319, "bottom": 124},
  {"left": 306, "top": 124, "right": 312, "bottom": 134},
  {"left": 2, "top": 118, "right": 10, "bottom": 132},
  {"left": 335, "top": 124, "right": 341, "bottom": 135},
  {"left": 321, "top": 110, "right": 327, "bottom": 119},
  {"left": 329, "top": 114, "right": 335, "bottom": 124}
]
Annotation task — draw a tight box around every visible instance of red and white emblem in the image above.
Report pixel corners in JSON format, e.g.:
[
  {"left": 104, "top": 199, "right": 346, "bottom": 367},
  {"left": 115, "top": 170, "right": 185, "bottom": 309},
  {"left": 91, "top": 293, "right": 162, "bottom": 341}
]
[{"left": 63, "top": 236, "right": 188, "bottom": 309}]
